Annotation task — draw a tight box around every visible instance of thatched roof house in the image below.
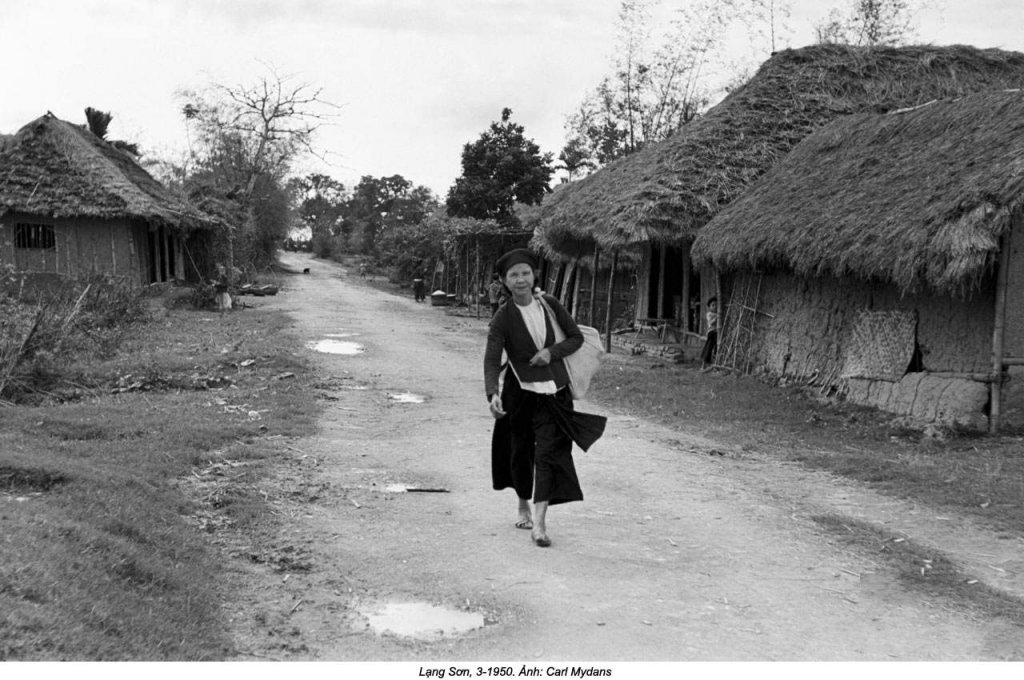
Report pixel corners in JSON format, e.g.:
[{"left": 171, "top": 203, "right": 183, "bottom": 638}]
[
  {"left": 0, "top": 113, "right": 216, "bottom": 287},
  {"left": 691, "top": 90, "right": 1024, "bottom": 431},
  {"left": 529, "top": 44, "right": 1024, "bottom": 335},
  {"left": 692, "top": 89, "right": 1024, "bottom": 293},
  {"left": 534, "top": 43, "right": 1024, "bottom": 257}
]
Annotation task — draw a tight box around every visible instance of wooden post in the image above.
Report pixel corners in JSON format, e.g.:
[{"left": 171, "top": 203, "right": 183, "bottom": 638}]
[
  {"left": 681, "top": 242, "right": 691, "bottom": 331},
  {"left": 561, "top": 261, "right": 575, "bottom": 306},
  {"left": 657, "top": 243, "right": 667, "bottom": 319},
  {"left": 571, "top": 261, "right": 581, "bottom": 316},
  {"left": 603, "top": 250, "right": 618, "bottom": 353},
  {"left": 475, "top": 237, "right": 481, "bottom": 319},
  {"left": 110, "top": 222, "right": 117, "bottom": 276},
  {"left": 990, "top": 234, "right": 1012, "bottom": 433},
  {"left": 589, "top": 246, "right": 601, "bottom": 327}
]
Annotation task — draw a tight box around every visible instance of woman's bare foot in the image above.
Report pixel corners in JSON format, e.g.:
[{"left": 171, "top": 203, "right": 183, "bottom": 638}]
[
  {"left": 531, "top": 528, "right": 551, "bottom": 547},
  {"left": 516, "top": 498, "right": 533, "bottom": 530}
]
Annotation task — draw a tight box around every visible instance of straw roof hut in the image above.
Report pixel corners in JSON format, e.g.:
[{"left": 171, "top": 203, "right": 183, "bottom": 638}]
[
  {"left": 534, "top": 43, "right": 1024, "bottom": 257},
  {"left": 691, "top": 90, "right": 1024, "bottom": 431},
  {"left": 528, "top": 44, "right": 1024, "bottom": 342},
  {"left": 692, "top": 90, "right": 1024, "bottom": 293},
  {"left": 0, "top": 113, "right": 217, "bottom": 287}
]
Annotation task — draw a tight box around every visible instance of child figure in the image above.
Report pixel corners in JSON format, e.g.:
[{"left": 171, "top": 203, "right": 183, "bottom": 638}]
[{"left": 700, "top": 297, "right": 718, "bottom": 371}]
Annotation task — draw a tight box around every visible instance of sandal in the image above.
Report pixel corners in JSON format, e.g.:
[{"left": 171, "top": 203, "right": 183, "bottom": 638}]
[
  {"left": 532, "top": 531, "right": 552, "bottom": 547},
  {"left": 515, "top": 518, "right": 533, "bottom": 530}
]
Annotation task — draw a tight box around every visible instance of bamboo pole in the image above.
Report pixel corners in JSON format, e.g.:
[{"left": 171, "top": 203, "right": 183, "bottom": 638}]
[
  {"left": 475, "top": 237, "right": 481, "bottom": 319},
  {"left": 990, "top": 234, "right": 1012, "bottom": 433},
  {"left": 603, "top": 250, "right": 618, "bottom": 353},
  {"left": 588, "top": 246, "right": 601, "bottom": 327}
]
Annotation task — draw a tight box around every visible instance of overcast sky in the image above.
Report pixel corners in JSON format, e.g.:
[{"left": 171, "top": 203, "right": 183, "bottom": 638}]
[{"left": 2, "top": 0, "right": 1023, "bottom": 197}]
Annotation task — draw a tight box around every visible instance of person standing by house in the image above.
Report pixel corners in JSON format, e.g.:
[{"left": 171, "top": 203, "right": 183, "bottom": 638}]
[
  {"left": 701, "top": 296, "right": 719, "bottom": 371},
  {"left": 487, "top": 273, "right": 505, "bottom": 316},
  {"left": 412, "top": 272, "right": 426, "bottom": 302},
  {"left": 483, "top": 248, "right": 605, "bottom": 548}
]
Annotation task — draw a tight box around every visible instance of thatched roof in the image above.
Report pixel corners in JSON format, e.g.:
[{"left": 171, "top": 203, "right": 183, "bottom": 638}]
[
  {"left": 692, "top": 89, "right": 1024, "bottom": 295},
  {"left": 533, "top": 43, "right": 1024, "bottom": 257},
  {"left": 0, "top": 113, "right": 215, "bottom": 229}
]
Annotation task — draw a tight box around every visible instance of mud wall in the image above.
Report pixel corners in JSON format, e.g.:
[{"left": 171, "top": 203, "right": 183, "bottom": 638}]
[
  {"left": 1004, "top": 219, "right": 1024, "bottom": 361},
  {"left": 724, "top": 271, "right": 999, "bottom": 423}
]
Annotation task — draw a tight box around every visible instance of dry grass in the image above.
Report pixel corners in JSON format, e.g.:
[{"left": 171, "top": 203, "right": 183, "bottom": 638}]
[
  {"left": 0, "top": 291, "right": 320, "bottom": 660},
  {"left": 587, "top": 350, "right": 1024, "bottom": 536}
]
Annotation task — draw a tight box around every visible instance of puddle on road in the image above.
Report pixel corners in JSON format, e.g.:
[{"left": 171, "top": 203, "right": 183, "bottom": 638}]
[
  {"left": 307, "top": 339, "right": 365, "bottom": 355},
  {"left": 324, "top": 333, "right": 360, "bottom": 338},
  {"left": 359, "top": 601, "right": 484, "bottom": 640},
  {"left": 387, "top": 391, "right": 426, "bottom": 404}
]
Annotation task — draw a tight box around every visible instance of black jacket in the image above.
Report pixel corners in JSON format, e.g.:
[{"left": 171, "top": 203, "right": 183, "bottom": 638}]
[{"left": 483, "top": 294, "right": 583, "bottom": 400}]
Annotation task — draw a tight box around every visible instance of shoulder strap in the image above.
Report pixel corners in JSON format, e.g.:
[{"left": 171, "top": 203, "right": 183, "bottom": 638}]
[{"left": 535, "top": 294, "right": 566, "bottom": 343}]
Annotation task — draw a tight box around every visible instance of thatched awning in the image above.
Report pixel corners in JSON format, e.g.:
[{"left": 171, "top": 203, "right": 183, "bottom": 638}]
[
  {"left": 533, "top": 43, "right": 1024, "bottom": 258},
  {"left": 0, "top": 113, "right": 216, "bottom": 230},
  {"left": 692, "top": 89, "right": 1024, "bottom": 295}
]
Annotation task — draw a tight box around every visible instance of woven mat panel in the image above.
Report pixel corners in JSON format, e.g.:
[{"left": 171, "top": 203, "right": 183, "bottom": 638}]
[{"left": 840, "top": 310, "right": 917, "bottom": 381}]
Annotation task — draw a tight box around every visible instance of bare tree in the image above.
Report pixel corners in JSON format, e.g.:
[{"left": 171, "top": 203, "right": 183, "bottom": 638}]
[
  {"left": 178, "top": 66, "right": 340, "bottom": 274},
  {"left": 562, "top": 0, "right": 792, "bottom": 171}
]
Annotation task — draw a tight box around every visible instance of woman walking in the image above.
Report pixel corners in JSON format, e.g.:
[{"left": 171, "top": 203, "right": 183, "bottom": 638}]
[{"left": 483, "top": 248, "right": 605, "bottom": 547}]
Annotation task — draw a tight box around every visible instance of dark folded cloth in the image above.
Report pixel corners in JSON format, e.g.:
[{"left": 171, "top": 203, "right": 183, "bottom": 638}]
[{"left": 549, "top": 399, "right": 606, "bottom": 452}]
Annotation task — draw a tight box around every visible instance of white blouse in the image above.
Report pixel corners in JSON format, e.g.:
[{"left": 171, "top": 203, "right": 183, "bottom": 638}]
[{"left": 513, "top": 299, "right": 558, "bottom": 394}]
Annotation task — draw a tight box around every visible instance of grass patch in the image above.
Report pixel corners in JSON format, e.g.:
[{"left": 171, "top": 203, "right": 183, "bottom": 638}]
[
  {"left": 0, "top": 287, "right": 320, "bottom": 660},
  {"left": 812, "top": 514, "right": 1024, "bottom": 627},
  {"left": 587, "top": 352, "right": 1024, "bottom": 536}
]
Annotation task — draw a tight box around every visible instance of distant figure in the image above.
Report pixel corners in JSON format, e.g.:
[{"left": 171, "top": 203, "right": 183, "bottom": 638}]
[
  {"left": 487, "top": 273, "right": 505, "bottom": 316},
  {"left": 214, "top": 264, "right": 232, "bottom": 312},
  {"left": 701, "top": 297, "right": 719, "bottom": 371},
  {"left": 413, "top": 273, "right": 426, "bottom": 302},
  {"left": 359, "top": 263, "right": 367, "bottom": 278},
  {"left": 302, "top": 267, "right": 310, "bottom": 275}
]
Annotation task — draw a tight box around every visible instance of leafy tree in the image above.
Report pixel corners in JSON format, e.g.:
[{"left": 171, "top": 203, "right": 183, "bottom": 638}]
[
  {"left": 344, "top": 175, "right": 438, "bottom": 255},
  {"left": 290, "top": 173, "right": 349, "bottom": 257},
  {"left": 84, "top": 107, "right": 113, "bottom": 139},
  {"left": 556, "top": 136, "right": 597, "bottom": 182},
  {"left": 446, "top": 108, "right": 554, "bottom": 227},
  {"left": 815, "top": 0, "right": 920, "bottom": 46}
]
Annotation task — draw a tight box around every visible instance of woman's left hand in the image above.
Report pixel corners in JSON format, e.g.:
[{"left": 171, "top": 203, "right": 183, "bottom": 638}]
[{"left": 529, "top": 348, "right": 552, "bottom": 366}]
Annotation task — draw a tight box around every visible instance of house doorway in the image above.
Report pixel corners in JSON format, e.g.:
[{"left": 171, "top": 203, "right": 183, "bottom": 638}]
[{"left": 646, "top": 243, "right": 702, "bottom": 332}]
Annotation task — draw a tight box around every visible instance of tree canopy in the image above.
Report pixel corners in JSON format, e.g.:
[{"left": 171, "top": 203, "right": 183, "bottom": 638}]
[{"left": 446, "top": 108, "right": 553, "bottom": 227}]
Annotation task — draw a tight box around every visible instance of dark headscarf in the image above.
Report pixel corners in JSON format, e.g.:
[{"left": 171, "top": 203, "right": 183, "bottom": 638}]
[{"left": 495, "top": 248, "right": 539, "bottom": 277}]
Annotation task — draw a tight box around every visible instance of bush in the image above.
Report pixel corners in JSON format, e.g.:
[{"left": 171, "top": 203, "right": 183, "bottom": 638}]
[{"left": 0, "top": 277, "right": 150, "bottom": 401}]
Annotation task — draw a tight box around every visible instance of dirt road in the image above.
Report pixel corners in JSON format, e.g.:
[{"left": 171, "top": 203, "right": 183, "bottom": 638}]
[{"left": 229, "top": 251, "right": 1024, "bottom": 661}]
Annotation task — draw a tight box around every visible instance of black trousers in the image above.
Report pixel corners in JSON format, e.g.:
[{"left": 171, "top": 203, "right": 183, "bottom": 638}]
[
  {"left": 701, "top": 329, "right": 718, "bottom": 365},
  {"left": 491, "top": 382, "right": 583, "bottom": 505}
]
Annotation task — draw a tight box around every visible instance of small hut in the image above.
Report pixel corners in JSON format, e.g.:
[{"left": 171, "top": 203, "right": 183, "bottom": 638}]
[
  {"left": 0, "top": 113, "right": 217, "bottom": 288},
  {"left": 692, "top": 89, "right": 1024, "bottom": 431},
  {"left": 531, "top": 44, "right": 1024, "bottom": 342}
]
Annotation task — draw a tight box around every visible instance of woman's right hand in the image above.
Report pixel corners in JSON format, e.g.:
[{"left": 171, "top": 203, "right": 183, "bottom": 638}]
[{"left": 489, "top": 394, "right": 506, "bottom": 419}]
